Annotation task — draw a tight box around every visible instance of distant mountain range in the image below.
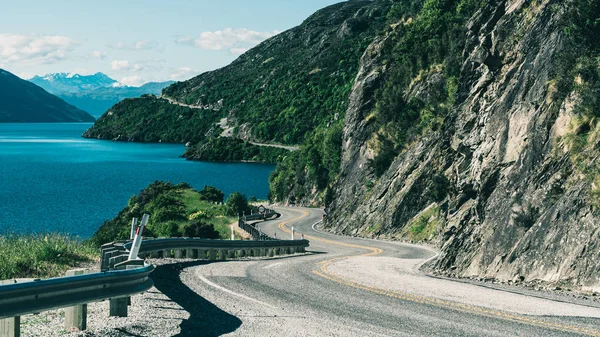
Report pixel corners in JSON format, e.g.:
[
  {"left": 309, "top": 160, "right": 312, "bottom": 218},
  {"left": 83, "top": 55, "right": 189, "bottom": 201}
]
[
  {"left": 0, "top": 69, "right": 95, "bottom": 123},
  {"left": 29, "top": 73, "right": 174, "bottom": 117}
]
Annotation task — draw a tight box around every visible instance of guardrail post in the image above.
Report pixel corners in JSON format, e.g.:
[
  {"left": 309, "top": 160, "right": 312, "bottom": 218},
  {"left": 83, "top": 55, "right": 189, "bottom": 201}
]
[
  {"left": 219, "top": 249, "right": 227, "bottom": 261},
  {"left": 174, "top": 249, "right": 183, "bottom": 258},
  {"left": 109, "top": 298, "right": 128, "bottom": 317},
  {"left": 199, "top": 249, "right": 207, "bottom": 259},
  {"left": 209, "top": 249, "right": 216, "bottom": 260},
  {"left": 0, "top": 280, "right": 19, "bottom": 337},
  {"left": 163, "top": 250, "right": 171, "bottom": 258},
  {"left": 0, "top": 316, "right": 18, "bottom": 337},
  {"left": 228, "top": 249, "right": 235, "bottom": 259},
  {"left": 64, "top": 269, "right": 88, "bottom": 331},
  {"left": 187, "top": 248, "right": 195, "bottom": 258}
]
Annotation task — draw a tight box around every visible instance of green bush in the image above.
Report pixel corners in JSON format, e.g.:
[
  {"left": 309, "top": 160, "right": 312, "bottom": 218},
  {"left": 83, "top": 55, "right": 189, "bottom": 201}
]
[
  {"left": 225, "top": 192, "right": 251, "bottom": 216},
  {"left": 198, "top": 185, "right": 225, "bottom": 203},
  {"left": 183, "top": 221, "right": 220, "bottom": 239}
]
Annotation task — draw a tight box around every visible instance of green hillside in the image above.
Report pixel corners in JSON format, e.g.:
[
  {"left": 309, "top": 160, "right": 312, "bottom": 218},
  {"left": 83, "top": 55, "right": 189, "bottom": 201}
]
[{"left": 0, "top": 69, "right": 95, "bottom": 123}]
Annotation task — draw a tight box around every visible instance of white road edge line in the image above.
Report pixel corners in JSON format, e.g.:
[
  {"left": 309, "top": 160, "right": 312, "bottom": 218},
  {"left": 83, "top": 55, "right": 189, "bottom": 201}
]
[
  {"left": 311, "top": 218, "right": 440, "bottom": 273},
  {"left": 311, "top": 220, "right": 323, "bottom": 233},
  {"left": 195, "top": 270, "right": 277, "bottom": 309}
]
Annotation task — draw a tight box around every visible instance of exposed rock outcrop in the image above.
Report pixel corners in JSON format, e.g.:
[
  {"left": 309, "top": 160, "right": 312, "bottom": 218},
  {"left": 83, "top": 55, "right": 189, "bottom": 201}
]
[{"left": 328, "top": 0, "right": 600, "bottom": 290}]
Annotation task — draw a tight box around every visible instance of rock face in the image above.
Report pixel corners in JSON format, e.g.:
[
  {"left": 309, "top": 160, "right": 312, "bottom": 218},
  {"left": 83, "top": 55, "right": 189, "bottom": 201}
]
[
  {"left": 327, "top": 0, "right": 600, "bottom": 290},
  {"left": 0, "top": 69, "right": 95, "bottom": 123}
]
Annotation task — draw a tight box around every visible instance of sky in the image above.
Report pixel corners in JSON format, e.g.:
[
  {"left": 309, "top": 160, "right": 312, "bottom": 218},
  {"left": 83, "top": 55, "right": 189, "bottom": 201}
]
[{"left": 0, "top": 0, "right": 343, "bottom": 86}]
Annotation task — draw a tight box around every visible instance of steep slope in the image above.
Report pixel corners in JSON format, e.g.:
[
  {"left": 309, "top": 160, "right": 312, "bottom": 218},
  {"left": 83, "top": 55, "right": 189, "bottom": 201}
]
[
  {"left": 325, "top": 0, "right": 600, "bottom": 290},
  {"left": 31, "top": 73, "right": 174, "bottom": 117},
  {"left": 0, "top": 69, "right": 95, "bottom": 123}
]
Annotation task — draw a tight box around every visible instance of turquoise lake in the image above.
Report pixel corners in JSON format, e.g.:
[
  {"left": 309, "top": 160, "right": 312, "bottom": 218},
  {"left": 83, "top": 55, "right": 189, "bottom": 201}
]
[{"left": 0, "top": 123, "right": 275, "bottom": 238}]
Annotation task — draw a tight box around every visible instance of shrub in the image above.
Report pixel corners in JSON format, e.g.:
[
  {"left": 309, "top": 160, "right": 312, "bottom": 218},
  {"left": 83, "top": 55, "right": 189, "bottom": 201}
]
[
  {"left": 183, "top": 221, "right": 220, "bottom": 239},
  {"left": 225, "top": 192, "right": 251, "bottom": 216},
  {"left": 198, "top": 185, "right": 225, "bottom": 203}
]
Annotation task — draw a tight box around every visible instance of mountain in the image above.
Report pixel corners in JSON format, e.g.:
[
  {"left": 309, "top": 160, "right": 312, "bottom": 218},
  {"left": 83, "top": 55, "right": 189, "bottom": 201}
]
[
  {"left": 83, "top": 0, "right": 600, "bottom": 291},
  {"left": 30, "top": 73, "right": 174, "bottom": 117},
  {"left": 0, "top": 69, "right": 95, "bottom": 123},
  {"left": 30, "top": 72, "right": 118, "bottom": 94},
  {"left": 83, "top": 0, "right": 390, "bottom": 146}
]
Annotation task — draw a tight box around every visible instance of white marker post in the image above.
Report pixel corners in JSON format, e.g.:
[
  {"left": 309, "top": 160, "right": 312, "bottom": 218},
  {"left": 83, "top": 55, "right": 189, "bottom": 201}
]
[
  {"left": 231, "top": 225, "right": 235, "bottom": 240},
  {"left": 128, "top": 214, "right": 149, "bottom": 261},
  {"left": 291, "top": 226, "right": 294, "bottom": 240},
  {"left": 130, "top": 218, "right": 138, "bottom": 240},
  {"left": 258, "top": 225, "right": 262, "bottom": 241}
]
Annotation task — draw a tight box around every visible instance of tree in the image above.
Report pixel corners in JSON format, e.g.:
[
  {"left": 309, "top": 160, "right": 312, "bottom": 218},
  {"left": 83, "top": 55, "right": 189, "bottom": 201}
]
[
  {"left": 225, "top": 192, "right": 251, "bottom": 216},
  {"left": 198, "top": 185, "right": 225, "bottom": 203},
  {"left": 183, "top": 221, "right": 220, "bottom": 239}
]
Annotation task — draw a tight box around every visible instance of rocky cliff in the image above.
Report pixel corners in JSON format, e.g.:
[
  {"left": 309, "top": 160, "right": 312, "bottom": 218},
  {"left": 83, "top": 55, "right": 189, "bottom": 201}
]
[{"left": 327, "top": 0, "right": 600, "bottom": 291}]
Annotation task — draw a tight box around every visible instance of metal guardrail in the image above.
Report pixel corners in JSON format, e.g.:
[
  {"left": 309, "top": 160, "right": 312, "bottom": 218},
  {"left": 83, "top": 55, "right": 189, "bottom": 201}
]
[
  {"left": 0, "top": 262, "right": 154, "bottom": 320},
  {"left": 100, "top": 237, "right": 309, "bottom": 270},
  {"left": 99, "top": 209, "right": 309, "bottom": 270},
  {"left": 128, "top": 237, "right": 309, "bottom": 252},
  {"left": 240, "top": 210, "right": 280, "bottom": 240}
]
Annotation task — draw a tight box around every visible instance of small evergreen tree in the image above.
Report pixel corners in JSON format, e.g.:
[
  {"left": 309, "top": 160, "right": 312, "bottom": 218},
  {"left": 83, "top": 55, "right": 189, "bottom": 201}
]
[{"left": 225, "top": 192, "right": 251, "bottom": 216}]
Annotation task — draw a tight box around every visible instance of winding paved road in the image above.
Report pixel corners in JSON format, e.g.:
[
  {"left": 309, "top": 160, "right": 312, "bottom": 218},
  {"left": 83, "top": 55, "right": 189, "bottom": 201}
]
[{"left": 164, "top": 207, "right": 600, "bottom": 336}]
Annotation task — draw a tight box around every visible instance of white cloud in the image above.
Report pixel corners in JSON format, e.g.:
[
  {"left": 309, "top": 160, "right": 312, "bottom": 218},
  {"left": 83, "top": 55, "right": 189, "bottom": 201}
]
[
  {"left": 109, "top": 40, "right": 159, "bottom": 51},
  {"left": 90, "top": 50, "right": 107, "bottom": 59},
  {"left": 230, "top": 47, "right": 250, "bottom": 55},
  {"left": 0, "top": 34, "right": 77, "bottom": 65},
  {"left": 111, "top": 60, "right": 130, "bottom": 70},
  {"left": 111, "top": 60, "right": 146, "bottom": 72},
  {"left": 176, "top": 28, "right": 279, "bottom": 54},
  {"left": 120, "top": 75, "right": 145, "bottom": 86},
  {"left": 170, "top": 67, "right": 196, "bottom": 81}
]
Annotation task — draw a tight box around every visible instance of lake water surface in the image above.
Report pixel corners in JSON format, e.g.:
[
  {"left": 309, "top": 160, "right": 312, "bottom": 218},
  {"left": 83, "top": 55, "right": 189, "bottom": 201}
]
[{"left": 0, "top": 123, "right": 275, "bottom": 238}]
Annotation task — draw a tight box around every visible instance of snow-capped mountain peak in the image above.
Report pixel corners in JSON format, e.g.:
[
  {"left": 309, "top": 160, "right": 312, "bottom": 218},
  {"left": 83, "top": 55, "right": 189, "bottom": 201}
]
[
  {"left": 29, "top": 72, "right": 118, "bottom": 94},
  {"left": 111, "top": 82, "right": 127, "bottom": 88}
]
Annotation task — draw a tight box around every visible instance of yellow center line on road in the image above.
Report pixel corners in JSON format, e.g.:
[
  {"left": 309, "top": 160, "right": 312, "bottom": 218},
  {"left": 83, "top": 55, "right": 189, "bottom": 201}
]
[{"left": 276, "top": 208, "right": 600, "bottom": 336}]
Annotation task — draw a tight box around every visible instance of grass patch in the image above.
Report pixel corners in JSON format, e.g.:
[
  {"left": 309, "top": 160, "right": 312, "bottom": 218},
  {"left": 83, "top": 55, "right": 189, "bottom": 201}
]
[
  {"left": 178, "top": 189, "right": 238, "bottom": 238},
  {"left": 0, "top": 233, "right": 98, "bottom": 279},
  {"left": 362, "top": 222, "right": 383, "bottom": 236},
  {"left": 402, "top": 204, "right": 441, "bottom": 242}
]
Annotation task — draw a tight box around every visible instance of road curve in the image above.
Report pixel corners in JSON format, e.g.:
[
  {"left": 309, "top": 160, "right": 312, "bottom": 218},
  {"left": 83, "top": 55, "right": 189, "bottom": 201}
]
[{"left": 184, "top": 206, "right": 600, "bottom": 336}]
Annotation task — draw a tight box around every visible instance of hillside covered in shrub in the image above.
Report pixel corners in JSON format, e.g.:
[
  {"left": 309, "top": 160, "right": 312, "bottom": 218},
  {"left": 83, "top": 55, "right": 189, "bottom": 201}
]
[{"left": 90, "top": 181, "right": 255, "bottom": 246}]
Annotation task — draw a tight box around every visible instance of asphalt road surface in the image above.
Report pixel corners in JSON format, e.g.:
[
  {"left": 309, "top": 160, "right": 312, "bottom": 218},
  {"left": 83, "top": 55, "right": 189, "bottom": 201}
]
[{"left": 181, "top": 206, "right": 600, "bottom": 336}]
